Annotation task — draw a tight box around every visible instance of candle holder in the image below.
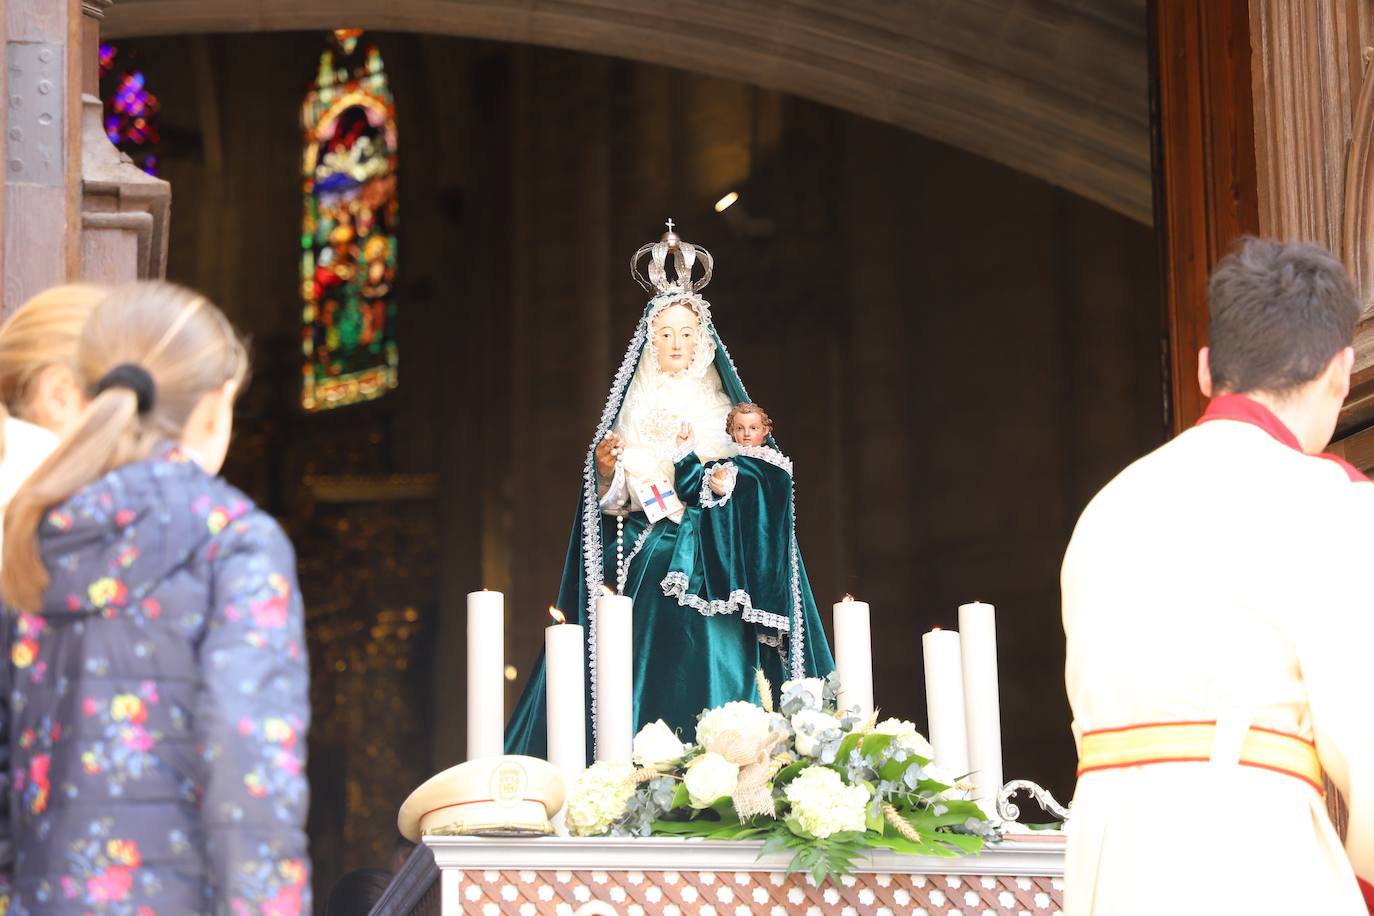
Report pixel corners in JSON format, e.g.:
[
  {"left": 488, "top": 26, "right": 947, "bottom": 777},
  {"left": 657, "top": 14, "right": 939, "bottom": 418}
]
[{"left": 995, "top": 779, "right": 1071, "bottom": 823}]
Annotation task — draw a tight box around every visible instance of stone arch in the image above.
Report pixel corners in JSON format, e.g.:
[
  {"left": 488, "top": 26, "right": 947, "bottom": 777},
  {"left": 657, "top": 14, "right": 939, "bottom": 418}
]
[{"left": 105, "top": 0, "right": 1152, "bottom": 223}]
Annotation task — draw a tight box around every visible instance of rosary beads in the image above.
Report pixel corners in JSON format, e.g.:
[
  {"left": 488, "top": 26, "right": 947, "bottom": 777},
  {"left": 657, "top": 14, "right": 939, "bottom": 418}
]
[{"left": 615, "top": 513, "right": 626, "bottom": 585}]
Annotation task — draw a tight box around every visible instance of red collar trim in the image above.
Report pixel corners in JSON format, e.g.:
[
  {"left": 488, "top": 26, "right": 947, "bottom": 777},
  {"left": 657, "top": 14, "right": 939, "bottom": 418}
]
[
  {"left": 1195, "top": 394, "right": 1302, "bottom": 450},
  {"left": 1195, "top": 394, "right": 1368, "bottom": 482}
]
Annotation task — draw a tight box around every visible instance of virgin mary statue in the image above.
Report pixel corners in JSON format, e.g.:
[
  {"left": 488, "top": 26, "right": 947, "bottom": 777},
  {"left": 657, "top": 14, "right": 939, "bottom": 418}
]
[{"left": 505, "top": 224, "right": 835, "bottom": 760}]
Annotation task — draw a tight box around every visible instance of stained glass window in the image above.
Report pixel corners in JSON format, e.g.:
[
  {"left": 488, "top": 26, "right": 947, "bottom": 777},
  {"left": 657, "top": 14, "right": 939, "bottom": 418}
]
[
  {"left": 301, "top": 28, "right": 399, "bottom": 411},
  {"left": 98, "top": 43, "right": 161, "bottom": 175}
]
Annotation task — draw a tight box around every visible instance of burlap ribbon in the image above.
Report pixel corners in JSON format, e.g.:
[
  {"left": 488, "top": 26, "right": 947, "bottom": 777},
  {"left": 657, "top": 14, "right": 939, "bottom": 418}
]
[
  {"left": 703, "top": 728, "right": 791, "bottom": 819},
  {"left": 671, "top": 671, "right": 790, "bottom": 819}
]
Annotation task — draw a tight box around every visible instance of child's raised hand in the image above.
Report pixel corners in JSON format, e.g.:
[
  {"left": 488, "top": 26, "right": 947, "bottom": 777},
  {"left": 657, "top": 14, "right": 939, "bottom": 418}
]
[{"left": 676, "top": 421, "right": 694, "bottom": 447}]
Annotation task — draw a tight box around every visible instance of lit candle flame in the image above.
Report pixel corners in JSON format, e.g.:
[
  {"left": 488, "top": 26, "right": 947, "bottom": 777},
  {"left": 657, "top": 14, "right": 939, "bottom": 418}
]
[
  {"left": 548, "top": 606, "right": 566, "bottom": 625},
  {"left": 600, "top": 584, "right": 616, "bottom": 598},
  {"left": 841, "top": 593, "right": 856, "bottom": 603},
  {"left": 932, "top": 625, "right": 942, "bottom": 631}
]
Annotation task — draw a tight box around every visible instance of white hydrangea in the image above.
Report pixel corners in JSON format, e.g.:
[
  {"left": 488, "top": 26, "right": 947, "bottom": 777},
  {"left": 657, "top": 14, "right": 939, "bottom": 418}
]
[
  {"left": 633, "top": 719, "right": 688, "bottom": 770},
  {"left": 696, "top": 701, "right": 773, "bottom": 751},
  {"left": 790, "top": 709, "right": 840, "bottom": 757},
  {"left": 564, "top": 761, "right": 635, "bottom": 836},
  {"left": 872, "top": 718, "right": 935, "bottom": 760},
  {"left": 783, "top": 766, "right": 869, "bottom": 839},
  {"left": 684, "top": 752, "right": 740, "bottom": 807}
]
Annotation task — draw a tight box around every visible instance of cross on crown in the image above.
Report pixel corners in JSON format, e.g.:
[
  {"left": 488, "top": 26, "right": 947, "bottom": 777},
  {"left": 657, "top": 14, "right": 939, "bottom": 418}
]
[{"left": 629, "top": 219, "right": 714, "bottom": 296}]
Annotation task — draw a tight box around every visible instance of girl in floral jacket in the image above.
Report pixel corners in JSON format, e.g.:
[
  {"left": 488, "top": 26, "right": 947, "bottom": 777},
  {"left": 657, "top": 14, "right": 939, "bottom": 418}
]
[{"left": 0, "top": 282, "right": 310, "bottom": 914}]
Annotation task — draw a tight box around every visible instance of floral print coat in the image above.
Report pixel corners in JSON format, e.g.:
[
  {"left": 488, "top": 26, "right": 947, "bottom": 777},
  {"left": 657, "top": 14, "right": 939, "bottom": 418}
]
[{"left": 0, "top": 443, "right": 310, "bottom": 914}]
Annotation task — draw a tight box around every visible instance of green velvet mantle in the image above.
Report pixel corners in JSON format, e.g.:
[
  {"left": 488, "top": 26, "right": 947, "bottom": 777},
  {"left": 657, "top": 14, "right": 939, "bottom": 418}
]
[{"left": 504, "top": 295, "right": 835, "bottom": 762}]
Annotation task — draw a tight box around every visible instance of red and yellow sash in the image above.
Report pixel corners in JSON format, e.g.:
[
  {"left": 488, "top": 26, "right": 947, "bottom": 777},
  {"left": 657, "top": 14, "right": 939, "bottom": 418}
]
[{"left": 1078, "top": 721, "right": 1323, "bottom": 794}]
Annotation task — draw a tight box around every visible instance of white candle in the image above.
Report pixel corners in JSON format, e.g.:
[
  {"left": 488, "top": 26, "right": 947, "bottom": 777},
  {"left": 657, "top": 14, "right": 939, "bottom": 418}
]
[
  {"left": 958, "top": 601, "right": 1003, "bottom": 817},
  {"left": 545, "top": 607, "right": 586, "bottom": 832},
  {"left": 466, "top": 589, "right": 505, "bottom": 759},
  {"left": 833, "top": 595, "right": 874, "bottom": 719},
  {"left": 594, "top": 590, "right": 634, "bottom": 761},
  {"left": 921, "top": 628, "right": 970, "bottom": 778}
]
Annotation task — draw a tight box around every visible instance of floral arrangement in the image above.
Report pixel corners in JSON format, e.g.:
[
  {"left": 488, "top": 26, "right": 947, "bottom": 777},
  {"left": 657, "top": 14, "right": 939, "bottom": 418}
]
[{"left": 563, "top": 672, "right": 996, "bottom": 884}]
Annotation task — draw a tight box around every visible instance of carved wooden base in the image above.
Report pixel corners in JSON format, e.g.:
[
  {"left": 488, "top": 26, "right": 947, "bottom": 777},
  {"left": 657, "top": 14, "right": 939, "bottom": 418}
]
[
  {"left": 373, "top": 835, "right": 1067, "bottom": 916},
  {"left": 444, "top": 868, "right": 1062, "bottom": 916}
]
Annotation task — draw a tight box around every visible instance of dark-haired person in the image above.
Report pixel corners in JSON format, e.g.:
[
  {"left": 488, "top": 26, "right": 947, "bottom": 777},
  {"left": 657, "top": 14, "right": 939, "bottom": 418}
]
[
  {"left": 1062, "top": 238, "right": 1374, "bottom": 914},
  {"left": 324, "top": 868, "right": 392, "bottom": 916}
]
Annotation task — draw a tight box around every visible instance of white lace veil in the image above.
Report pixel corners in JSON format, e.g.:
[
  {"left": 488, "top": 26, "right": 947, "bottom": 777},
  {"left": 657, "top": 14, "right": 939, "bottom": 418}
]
[{"left": 612, "top": 294, "right": 734, "bottom": 491}]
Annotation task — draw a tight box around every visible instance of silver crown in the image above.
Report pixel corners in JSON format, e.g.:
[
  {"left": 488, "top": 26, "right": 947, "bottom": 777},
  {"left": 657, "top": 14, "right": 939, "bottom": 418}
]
[{"left": 629, "top": 218, "right": 714, "bottom": 296}]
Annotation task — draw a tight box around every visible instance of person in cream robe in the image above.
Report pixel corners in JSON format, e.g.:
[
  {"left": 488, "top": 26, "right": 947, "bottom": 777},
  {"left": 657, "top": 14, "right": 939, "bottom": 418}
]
[
  {"left": 0, "top": 417, "right": 56, "bottom": 559},
  {"left": 0, "top": 283, "right": 107, "bottom": 564},
  {"left": 1062, "top": 239, "right": 1374, "bottom": 915}
]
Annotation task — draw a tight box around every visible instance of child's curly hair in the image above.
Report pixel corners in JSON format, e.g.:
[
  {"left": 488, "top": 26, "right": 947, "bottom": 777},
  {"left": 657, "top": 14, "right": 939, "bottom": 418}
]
[{"left": 726, "top": 401, "right": 773, "bottom": 436}]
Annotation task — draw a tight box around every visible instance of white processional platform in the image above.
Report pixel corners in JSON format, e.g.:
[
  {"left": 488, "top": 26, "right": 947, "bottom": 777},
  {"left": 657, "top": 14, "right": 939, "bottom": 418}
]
[{"left": 372, "top": 831, "right": 1066, "bottom": 915}]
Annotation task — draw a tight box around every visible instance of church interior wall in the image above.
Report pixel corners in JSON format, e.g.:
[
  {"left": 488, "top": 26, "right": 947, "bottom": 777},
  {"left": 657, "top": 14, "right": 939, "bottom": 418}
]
[{"left": 105, "top": 29, "right": 1162, "bottom": 898}]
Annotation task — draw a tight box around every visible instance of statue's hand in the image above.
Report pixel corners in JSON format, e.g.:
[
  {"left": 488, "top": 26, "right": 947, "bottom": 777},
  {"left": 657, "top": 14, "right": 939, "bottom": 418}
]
[
  {"left": 596, "top": 435, "right": 621, "bottom": 479},
  {"left": 676, "top": 421, "right": 694, "bottom": 447},
  {"left": 709, "top": 465, "right": 729, "bottom": 496}
]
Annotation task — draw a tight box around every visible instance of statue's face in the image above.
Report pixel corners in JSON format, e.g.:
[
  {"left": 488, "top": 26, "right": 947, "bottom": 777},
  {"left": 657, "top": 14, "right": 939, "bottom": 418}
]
[
  {"left": 651, "top": 302, "right": 699, "bottom": 373},
  {"left": 730, "top": 411, "right": 768, "bottom": 447}
]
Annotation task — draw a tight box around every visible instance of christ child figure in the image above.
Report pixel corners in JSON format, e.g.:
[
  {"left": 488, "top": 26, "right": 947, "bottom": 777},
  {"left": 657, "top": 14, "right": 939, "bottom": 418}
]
[
  {"left": 674, "top": 421, "right": 733, "bottom": 500},
  {"left": 726, "top": 401, "right": 772, "bottom": 448},
  {"left": 682, "top": 401, "right": 779, "bottom": 504},
  {"left": 707, "top": 401, "right": 773, "bottom": 499}
]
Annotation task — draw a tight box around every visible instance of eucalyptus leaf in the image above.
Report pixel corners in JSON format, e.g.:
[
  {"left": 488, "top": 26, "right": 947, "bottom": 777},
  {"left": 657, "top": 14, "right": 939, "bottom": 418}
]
[{"left": 830, "top": 732, "right": 863, "bottom": 767}]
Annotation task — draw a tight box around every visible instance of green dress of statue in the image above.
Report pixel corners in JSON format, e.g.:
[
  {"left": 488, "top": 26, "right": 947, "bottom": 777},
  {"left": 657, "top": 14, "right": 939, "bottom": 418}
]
[{"left": 504, "top": 225, "right": 835, "bottom": 761}]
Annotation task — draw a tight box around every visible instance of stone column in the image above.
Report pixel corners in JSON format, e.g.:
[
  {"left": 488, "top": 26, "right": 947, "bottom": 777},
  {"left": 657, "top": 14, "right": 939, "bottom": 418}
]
[
  {"left": 3, "top": 0, "right": 83, "bottom": 315},
  {"left": 78, "top": 0, "right": 169, "bottom": 284}
]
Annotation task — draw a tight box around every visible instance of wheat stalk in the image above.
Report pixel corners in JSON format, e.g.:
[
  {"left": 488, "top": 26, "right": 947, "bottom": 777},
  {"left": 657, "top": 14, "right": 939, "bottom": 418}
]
[
  {"left": 626, "top": 767, "right": 662, "bottom": 786},
  {"left": 882, "top": 803, "right": 921, "bottom": 843},
  {"left": 755, "top": 668, "right": 775, "bottom": 713}
]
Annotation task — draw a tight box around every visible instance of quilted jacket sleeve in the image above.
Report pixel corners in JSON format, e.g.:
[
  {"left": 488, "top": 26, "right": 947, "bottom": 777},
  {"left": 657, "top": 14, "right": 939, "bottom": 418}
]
[
  {"left": 0, "top": 616, "right": 12, "bottom": 909},
  {"left": 197, "top": 511, "right": 311, "bottom": 914}
]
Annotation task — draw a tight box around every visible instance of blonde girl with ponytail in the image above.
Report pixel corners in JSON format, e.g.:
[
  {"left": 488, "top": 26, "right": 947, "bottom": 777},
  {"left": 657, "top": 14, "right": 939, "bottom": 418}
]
[
  {"left": 0, "top": 284, "right": 106, "bottom": 562},
  {"left": 0, "top": 281, "right": 311, "bottom": 914}
]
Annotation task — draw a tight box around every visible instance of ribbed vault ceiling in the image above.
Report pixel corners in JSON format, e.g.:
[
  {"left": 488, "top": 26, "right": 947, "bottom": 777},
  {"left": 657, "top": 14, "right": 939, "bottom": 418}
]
[{"left": 105, "top": 0, "right": 1152, "bottom": 223}]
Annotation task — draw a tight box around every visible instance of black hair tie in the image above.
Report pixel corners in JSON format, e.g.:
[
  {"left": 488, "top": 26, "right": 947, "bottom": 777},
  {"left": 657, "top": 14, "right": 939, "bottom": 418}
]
[{"left": 95, "top": 363, "right": 156, "bottom": 416}]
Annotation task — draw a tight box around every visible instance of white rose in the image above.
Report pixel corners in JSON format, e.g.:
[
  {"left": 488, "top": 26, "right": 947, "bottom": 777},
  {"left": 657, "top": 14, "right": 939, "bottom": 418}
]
[
  {"left": 872, "top": 718, "right": 935, "bottom": 759},
  {"left": 632, "top": 719, "right": 688, "bottom": 769},
  {"left": 923, "top": 762, "right": 954, "bottom": 785},
  {"left": 790, "top": 709, "right": 839, "bottom": 757},
  {"left": 780, "top": 677, "right": 826, "bottom": 711},
  {"left": 783, "top": 766, "right": 869, "bottom": 838},
  {"left": 684, "top": 752, "right": 739, "bottom": 808},
  {"left": 696, "top": 701, "right": 773, "bottom": 752}
]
